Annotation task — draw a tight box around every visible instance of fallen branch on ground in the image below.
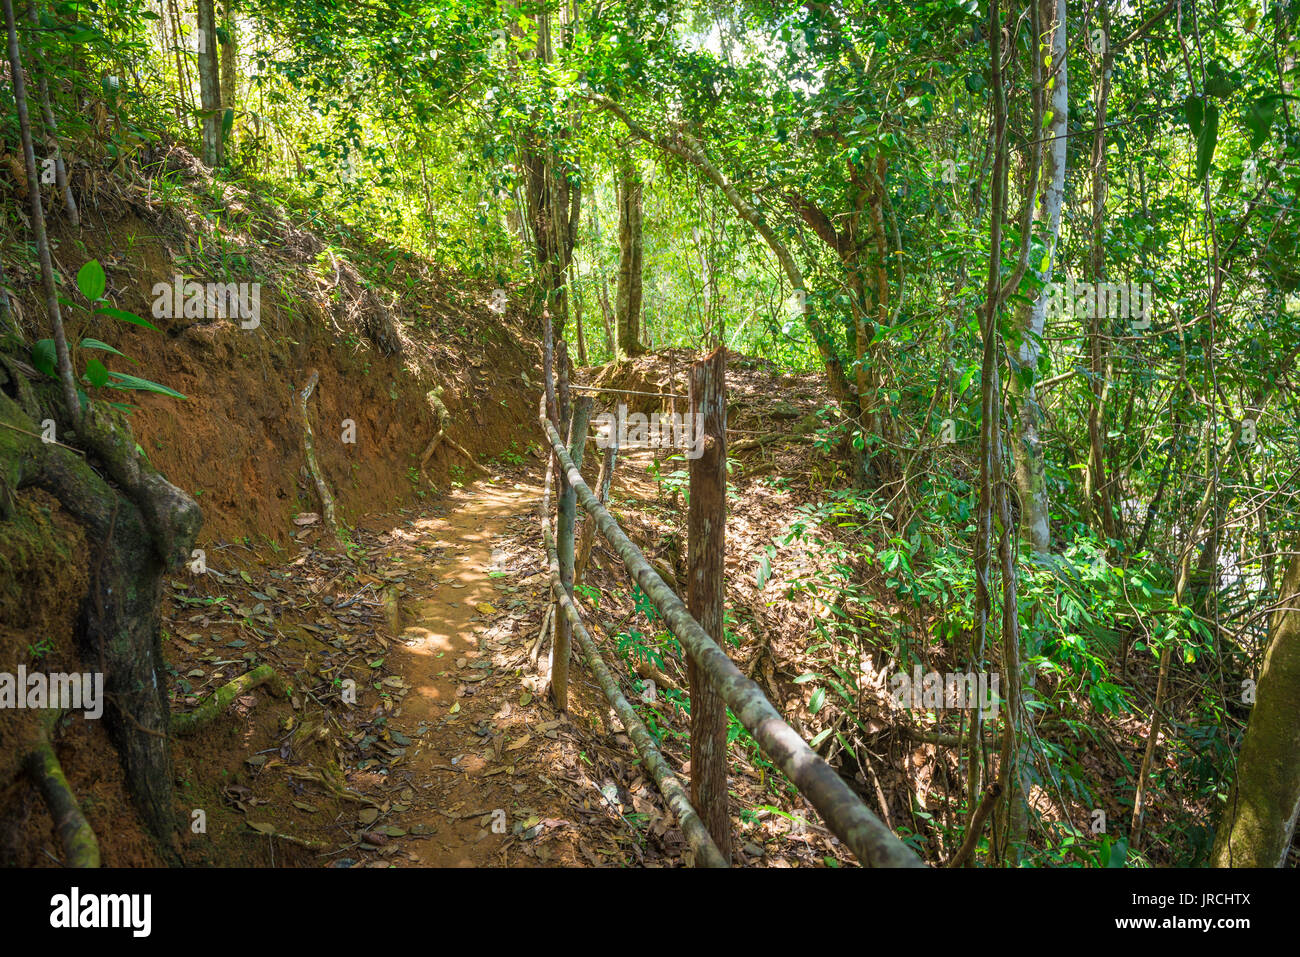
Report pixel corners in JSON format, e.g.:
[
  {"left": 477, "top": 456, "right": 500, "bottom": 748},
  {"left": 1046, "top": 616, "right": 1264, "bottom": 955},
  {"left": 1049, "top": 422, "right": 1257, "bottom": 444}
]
[
  {"left": 244, "top": 821, "right": 329, "bottom": 850},
  {"left": 172, "top": 664, "right": 288, "bottom": 736}
]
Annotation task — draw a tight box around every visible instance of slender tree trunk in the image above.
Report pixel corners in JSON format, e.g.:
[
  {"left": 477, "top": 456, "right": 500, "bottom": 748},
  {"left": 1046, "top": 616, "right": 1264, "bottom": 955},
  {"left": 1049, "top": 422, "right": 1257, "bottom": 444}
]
[
  {"left": 569, "top": 258, "right": 587, "bottom": 364},
  {"left": 167, "top": 0, "right": 193, "bottom": 126},
  {"left": 972, "top": 0, "right": 1026, "bottom": 865},
  {"left": 1132, "top": 416, "right": 1216, "bottom": 847},
  {"left": 154, "top": 5, "right": 181, "bottom": 125},
  {"left": 587, "top": 184, "right": 615, "bottom": 356},
  {"left": 24, "top": 1, "right": 79, "bottom": 227},
  {"left": 220, "top": 0, "right": 236, "bottom": 143},
  {"left": 1009, "top": 0, "right": 1066, "bottom": 554},
  {"left": 1086, "top": 3, "right": 1117, "bottom": 544},
  {"left": 5, "top": 0, "right": 78, "bottom": 418}
]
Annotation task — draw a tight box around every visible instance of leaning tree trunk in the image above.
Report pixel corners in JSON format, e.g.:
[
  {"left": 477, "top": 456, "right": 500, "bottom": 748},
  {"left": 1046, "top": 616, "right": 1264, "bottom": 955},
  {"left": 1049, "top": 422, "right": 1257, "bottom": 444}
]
[
  {"left": 1212, "top": 553, "right": 1300, "bottom": 867},
  {"left": 593, "top": 94, "right": 861, "bottom": 420},
  {"left": 615, "top": 151, "right": 645, "bottom": 358},
  {"left": 5, "top": 2, "right": 201, "bottom": 855}
]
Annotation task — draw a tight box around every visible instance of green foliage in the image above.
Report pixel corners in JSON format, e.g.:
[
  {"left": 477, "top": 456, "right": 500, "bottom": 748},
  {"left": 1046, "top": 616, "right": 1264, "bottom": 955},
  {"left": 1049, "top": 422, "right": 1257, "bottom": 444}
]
[
  {"left": 29, "top": 260, "right": 183, "bottom": 408},
  {"left": 13, "top": 0, "right": 1300, "bottom": 869}
]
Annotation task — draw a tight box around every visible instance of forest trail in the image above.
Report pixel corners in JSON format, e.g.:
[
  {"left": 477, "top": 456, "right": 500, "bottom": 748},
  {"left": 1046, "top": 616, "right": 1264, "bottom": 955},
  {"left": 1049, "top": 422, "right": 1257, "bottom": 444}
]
[
  {"left": 134, "top": 458, "right": 708, "bottom": 869},
  {"left": 360, "top": 477, "right": 579, "bottom": 866}
]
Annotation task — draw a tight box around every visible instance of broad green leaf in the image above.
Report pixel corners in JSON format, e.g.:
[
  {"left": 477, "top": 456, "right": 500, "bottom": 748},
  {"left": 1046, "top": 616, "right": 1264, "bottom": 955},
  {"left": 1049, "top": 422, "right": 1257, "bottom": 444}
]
[
  {"left": 105, "top": 371, "right": 186, "bottom": 399},
  {"left": 77, "top": 259, "right": 106, "bottom": 302},
  {"left": 1243, "top": 96, "right": 1277, "bottom": 153},
  {"left": 83, "top": 358, "right": 109, "bottom": 388},
  {"left": 1195, "top": 104, "right": 1219, "bottom": 182},
  {"left": 31, "top": 338, "right": 56, "bottom": 377},
  {"left": 95, "top": 305, "right": 160, "bottom": 331},
  {"left": 1184, "top": 95, "right": 1204, "bottom": 139},
  {"left": 79, "top": 337, "right": 129, "bottom": 359}
]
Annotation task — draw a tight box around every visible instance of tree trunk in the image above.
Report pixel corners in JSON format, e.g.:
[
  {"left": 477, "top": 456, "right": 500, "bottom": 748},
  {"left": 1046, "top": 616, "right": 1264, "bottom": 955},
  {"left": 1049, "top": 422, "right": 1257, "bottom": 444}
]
[
  {"left": 1008, "top": 0, "right": 1066, "bottom": 554},
  {"left": 569, "top": 258, "right": 587, "bottom": 364},
  {"left": 587, "top": 184, "right": 616, "bottom": 356},
  {"left": 615, "top": 151, "right": 645, "bottom": 358},
  {"left": 518, "top": 10, "right": 580, "bottom": 337},
  {"left": 24, "top": 2, "right": 79, "bottom": 227},
  {"left": 1213, "top": 553, "right": 1300, "bottom": 867},
  {"left": 196, "top": 0, "right": 222, "bottom": 166},
  {"left": 4, "top": 0, "right": 78, "bottom": 418},
  {"left": 0, "top": 379, "right": 190, "bottom": 857},
  {"left": 220, "top": 0, "right": 236, "bottom": 138},
  {"left": 1085, "top": 3, "right": 1117, "bottom": 544},
  {"left": 687, "top": 348, "right": 729, "bottom": 859}
]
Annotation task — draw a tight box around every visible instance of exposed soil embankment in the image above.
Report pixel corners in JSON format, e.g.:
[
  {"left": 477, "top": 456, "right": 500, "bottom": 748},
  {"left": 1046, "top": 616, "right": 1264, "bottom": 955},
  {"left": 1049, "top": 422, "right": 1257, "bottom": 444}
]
[
  {"left": 21, "top": 147, "right": 542, "bottom": 543},
  {"left": 0, "top": 145, "right": 542, "bottom": 864}
]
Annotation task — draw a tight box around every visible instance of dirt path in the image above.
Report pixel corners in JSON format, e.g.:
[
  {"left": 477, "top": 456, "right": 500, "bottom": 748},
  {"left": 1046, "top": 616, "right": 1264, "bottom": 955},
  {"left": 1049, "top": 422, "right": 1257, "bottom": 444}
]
[
  {"left": 357, "top": 478, "right": 577, "bottom": 866},
  {"left": 153, "top": 468, "right": 701, "bottom": 868}
]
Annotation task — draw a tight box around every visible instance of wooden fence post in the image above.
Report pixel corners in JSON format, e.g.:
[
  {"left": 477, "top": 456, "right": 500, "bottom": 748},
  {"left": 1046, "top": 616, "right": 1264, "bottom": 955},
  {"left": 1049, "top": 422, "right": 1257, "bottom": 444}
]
[
  {"left": 555, "top": 340, "right": 571, "bottom": 438},
  {"left": 554, "top": 390, "right": 591, "bottom": 712},
  {"left": 576, "top": 425, "right": 618, "bottom": 587},
  {"left": 688, "top": 347, "right": 730, "bottom": 860},
  {"left": 542, "top": 309, "right": 558, "bottom": 430}
]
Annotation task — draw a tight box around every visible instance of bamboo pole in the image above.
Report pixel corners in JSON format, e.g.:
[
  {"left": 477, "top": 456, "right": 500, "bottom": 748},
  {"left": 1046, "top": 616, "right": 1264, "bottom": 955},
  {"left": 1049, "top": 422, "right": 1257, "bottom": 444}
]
[{"left": 552, "top": 394, "right": 591, "bottom": 711}]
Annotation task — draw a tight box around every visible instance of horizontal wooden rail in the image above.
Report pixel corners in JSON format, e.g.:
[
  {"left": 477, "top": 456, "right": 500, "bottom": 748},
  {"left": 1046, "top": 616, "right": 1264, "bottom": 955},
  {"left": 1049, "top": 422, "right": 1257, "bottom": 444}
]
[
  {"left": 539, "top": 404, "right": 924, "bottom": 868},
  {"left": 541, "top": 513, "right": 728, "bottom": 867}
]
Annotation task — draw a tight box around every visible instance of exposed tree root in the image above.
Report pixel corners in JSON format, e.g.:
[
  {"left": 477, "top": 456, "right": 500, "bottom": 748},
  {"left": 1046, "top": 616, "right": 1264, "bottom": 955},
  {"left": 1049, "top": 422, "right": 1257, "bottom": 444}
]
[
  {"left": 325, "top": 249, "right": 403, "bottom": 357},
  {"left": 297, "top": 368, "right": 346, "bottom": 544},
  {"left": 728, "top": 412, "right": 820, "bottom": 453},
  {"left": 530, "top": 605, "right": 552, "bottom": 670},
  {"left": 172, "top": 664, "right": 289, "bottom": 736},
  {"left": 23, "top": 712, "right": 101, "bottom": 868},
  {"left": 0, "top": 369, "right": 193, "bottom": 853},
  {"left": 417, "top": 386, "right": 484, "bottom": 479}
]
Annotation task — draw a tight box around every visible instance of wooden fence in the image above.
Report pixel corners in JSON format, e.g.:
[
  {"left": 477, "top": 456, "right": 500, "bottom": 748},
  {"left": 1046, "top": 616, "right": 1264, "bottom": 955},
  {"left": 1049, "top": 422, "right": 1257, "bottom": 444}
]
[{"left": 537, "top": 339, "right": 922, "bottom": 868}]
